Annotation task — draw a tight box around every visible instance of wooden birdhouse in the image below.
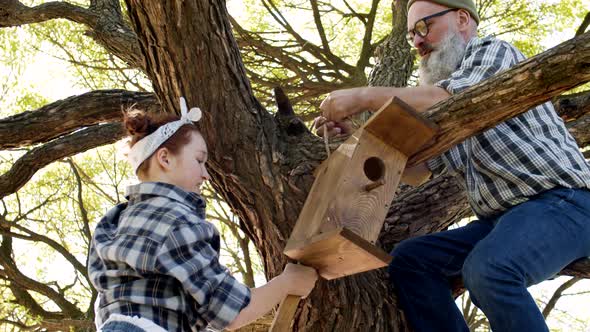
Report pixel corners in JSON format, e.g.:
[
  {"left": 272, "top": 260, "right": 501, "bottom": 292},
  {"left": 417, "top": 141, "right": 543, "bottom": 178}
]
[
  {"left": 269, "top": 97, "right": 439, "bottom": 331},
  {"left": 283, "top": 97, "right": 439, "bottom": 280}
]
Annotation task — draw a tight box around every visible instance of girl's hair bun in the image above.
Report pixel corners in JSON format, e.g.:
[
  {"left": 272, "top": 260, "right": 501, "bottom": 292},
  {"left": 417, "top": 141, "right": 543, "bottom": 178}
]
[{"left": 124, "top": 109, "right": 151, "bottom": 137}]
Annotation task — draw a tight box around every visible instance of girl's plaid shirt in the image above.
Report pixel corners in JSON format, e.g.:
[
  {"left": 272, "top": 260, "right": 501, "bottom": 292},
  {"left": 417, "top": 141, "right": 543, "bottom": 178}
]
[{"left": 88, "top": 182, "right": 251, "bottom": 332}]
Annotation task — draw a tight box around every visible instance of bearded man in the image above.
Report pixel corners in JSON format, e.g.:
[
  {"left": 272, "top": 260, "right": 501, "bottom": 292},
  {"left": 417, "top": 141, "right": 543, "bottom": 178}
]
[{"left": 315, "top": 1, "right": 590, "bottom": 331}]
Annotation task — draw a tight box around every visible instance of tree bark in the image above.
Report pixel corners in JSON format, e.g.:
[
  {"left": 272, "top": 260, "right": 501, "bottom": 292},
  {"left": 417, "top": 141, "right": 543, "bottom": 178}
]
[
  {"left": 2, "top": 88, "right": 589, "bottom": 150},
  {"left": 0, "top": 89, "right": 157, "bottom": 149},
  {"left": 368, "top": 0, "right": 413, "bottom": 88}
]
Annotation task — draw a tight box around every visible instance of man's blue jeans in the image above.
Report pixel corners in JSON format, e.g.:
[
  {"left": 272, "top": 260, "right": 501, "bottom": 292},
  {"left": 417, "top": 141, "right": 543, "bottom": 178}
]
[{"left": 388, "top": 187, "right": 590, "bottom": 332}]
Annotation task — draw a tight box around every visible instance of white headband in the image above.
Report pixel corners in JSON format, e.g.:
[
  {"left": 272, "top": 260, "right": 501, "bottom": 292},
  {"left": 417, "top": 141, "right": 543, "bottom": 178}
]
[{"left": 128, "top": 97, "right": 202, "bottom": 174}]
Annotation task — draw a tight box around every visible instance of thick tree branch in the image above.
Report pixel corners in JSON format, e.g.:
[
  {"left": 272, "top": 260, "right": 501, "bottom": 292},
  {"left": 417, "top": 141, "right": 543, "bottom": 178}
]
[
  {"left": 3, "top": 88, "right": 586, "bottom": 152},
  {"left": 294, "top": 89, "right": 590, "bottom": 123},
  {"left": 0, "top": 0, "right": 143, "bottom": 68},
  {"left": 0, "top": 89, "right": 157, "bottom": 149},
  {"left": 554, "top": 90, "right": 590, "bottom": 122},
  {"left": 0, "top": 0, "right": 97, "bottom": 27},
  {"left": 567, "top": 113, "right": 590, "bottom": 147},
  {"left": 367, "top": 0, "right": 413, "bottom": 88},
  {"left": 0, "top": 123, "right": 126, "bottom": 198},
  {"left": 560, "top": 258, "right": 590, "bottom": 278}
]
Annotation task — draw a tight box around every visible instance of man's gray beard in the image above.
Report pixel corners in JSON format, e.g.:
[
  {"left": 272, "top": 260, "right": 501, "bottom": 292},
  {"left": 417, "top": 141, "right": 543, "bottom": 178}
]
[{"left": 419, "top": 32, "right": 467, "bottom": 86}]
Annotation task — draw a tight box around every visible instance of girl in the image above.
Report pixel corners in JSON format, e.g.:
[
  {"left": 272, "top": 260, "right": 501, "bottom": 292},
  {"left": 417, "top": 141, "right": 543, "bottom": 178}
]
[{"left": 88, "top": 98, "right": 317, "bottom": 332}]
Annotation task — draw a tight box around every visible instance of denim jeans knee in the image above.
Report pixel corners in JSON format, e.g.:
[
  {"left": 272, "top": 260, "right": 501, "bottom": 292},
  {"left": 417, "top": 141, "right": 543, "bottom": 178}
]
[
  {"left": 388, "top": 236, "right": 430, "bottom": 277},
  {"left": 462, "top": 251, "right": 499, "bottom": 307}
]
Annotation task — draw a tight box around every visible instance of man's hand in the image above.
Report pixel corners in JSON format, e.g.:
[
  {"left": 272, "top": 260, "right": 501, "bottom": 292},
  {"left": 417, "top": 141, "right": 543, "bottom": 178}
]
[
  {"left": 319, "top": 87, "right": 372, "bottom": 122},
  {"left": 313, "top": 116, "right": 353, "bottom": 138}
]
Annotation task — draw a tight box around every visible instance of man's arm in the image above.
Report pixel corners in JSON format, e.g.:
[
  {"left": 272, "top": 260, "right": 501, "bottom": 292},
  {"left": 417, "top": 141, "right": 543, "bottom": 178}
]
[{"left": 320, "top": 85, "right": 451, "bottom": 121}]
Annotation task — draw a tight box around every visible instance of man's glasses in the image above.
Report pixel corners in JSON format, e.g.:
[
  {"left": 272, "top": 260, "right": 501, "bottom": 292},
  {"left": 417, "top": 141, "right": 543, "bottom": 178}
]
[{"left": 406, "top": 8, "right": 459, "bottom": 46}]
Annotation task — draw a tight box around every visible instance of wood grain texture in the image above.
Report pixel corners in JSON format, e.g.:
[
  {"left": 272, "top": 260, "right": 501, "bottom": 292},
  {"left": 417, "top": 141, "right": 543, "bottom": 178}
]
[
  {"left": 269, "top": 295, "right": 302, "bottom": 332},
  {"left": 326, "top": 131, "right": 407, "bottom": 242},
  {"left": 364, "top": 97, "right": 438, "bottom": 156},
  {"left": 284, "top": 227, "right": 392, "bottom": 280},
  {"left": 287, "top": 98, "right": 437, "bottom": 246}
]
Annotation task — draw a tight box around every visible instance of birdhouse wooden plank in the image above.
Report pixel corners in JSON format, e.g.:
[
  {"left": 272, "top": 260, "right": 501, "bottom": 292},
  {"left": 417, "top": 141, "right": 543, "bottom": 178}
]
[{"left": 284, "top": 227, "right": 393, "bottom": 280}]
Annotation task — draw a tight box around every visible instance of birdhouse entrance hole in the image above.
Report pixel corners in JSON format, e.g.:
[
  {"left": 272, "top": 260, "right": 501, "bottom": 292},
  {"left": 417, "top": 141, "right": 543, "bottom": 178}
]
[{"left": 363, "top": 157, "right": 385, "bottom": 181}]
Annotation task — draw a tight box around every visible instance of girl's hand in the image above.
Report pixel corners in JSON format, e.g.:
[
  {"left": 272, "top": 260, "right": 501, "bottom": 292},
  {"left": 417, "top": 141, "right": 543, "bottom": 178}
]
[{"left": 281, "top": 263, "right": 318, "bottom": 298}]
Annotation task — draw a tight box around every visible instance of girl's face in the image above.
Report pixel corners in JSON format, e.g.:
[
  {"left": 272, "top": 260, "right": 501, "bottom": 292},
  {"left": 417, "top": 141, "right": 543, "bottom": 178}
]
[{"left": 166, "top": 131, "right": 210, "bottom": 194}]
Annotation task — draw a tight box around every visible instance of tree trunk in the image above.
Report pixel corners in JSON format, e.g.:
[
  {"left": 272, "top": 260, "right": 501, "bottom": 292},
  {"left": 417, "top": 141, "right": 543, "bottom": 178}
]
[
  {"left": 122, "top": 1, "right": 410, "bottom": 330},
  {"left": 368, "top": 0, "right": 414, "bottom": 88}
]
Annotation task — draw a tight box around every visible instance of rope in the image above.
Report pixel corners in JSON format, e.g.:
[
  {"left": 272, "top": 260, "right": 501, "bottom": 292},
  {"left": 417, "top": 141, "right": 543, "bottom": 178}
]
[{"left": 323, "top": 124, "right": 330, "bottom": 158}]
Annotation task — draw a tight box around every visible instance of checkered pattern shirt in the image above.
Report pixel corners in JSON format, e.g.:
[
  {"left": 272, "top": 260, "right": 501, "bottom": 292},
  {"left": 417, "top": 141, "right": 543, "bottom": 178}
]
[
  {"left": 88, "top": 182, "right": 251, "bottom": 332},
  {"left": 427, "top": 36, "right": 590, "bottom": 218}
]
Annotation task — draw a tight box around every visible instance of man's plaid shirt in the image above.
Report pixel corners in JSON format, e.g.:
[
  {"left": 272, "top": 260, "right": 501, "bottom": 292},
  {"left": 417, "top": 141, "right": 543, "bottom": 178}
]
[
  {"left": 427, "top": 36, "right": 590, "bottom": 218},
  {"left": 88, "top": 182, "right": 251, "bottom": 331}
]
